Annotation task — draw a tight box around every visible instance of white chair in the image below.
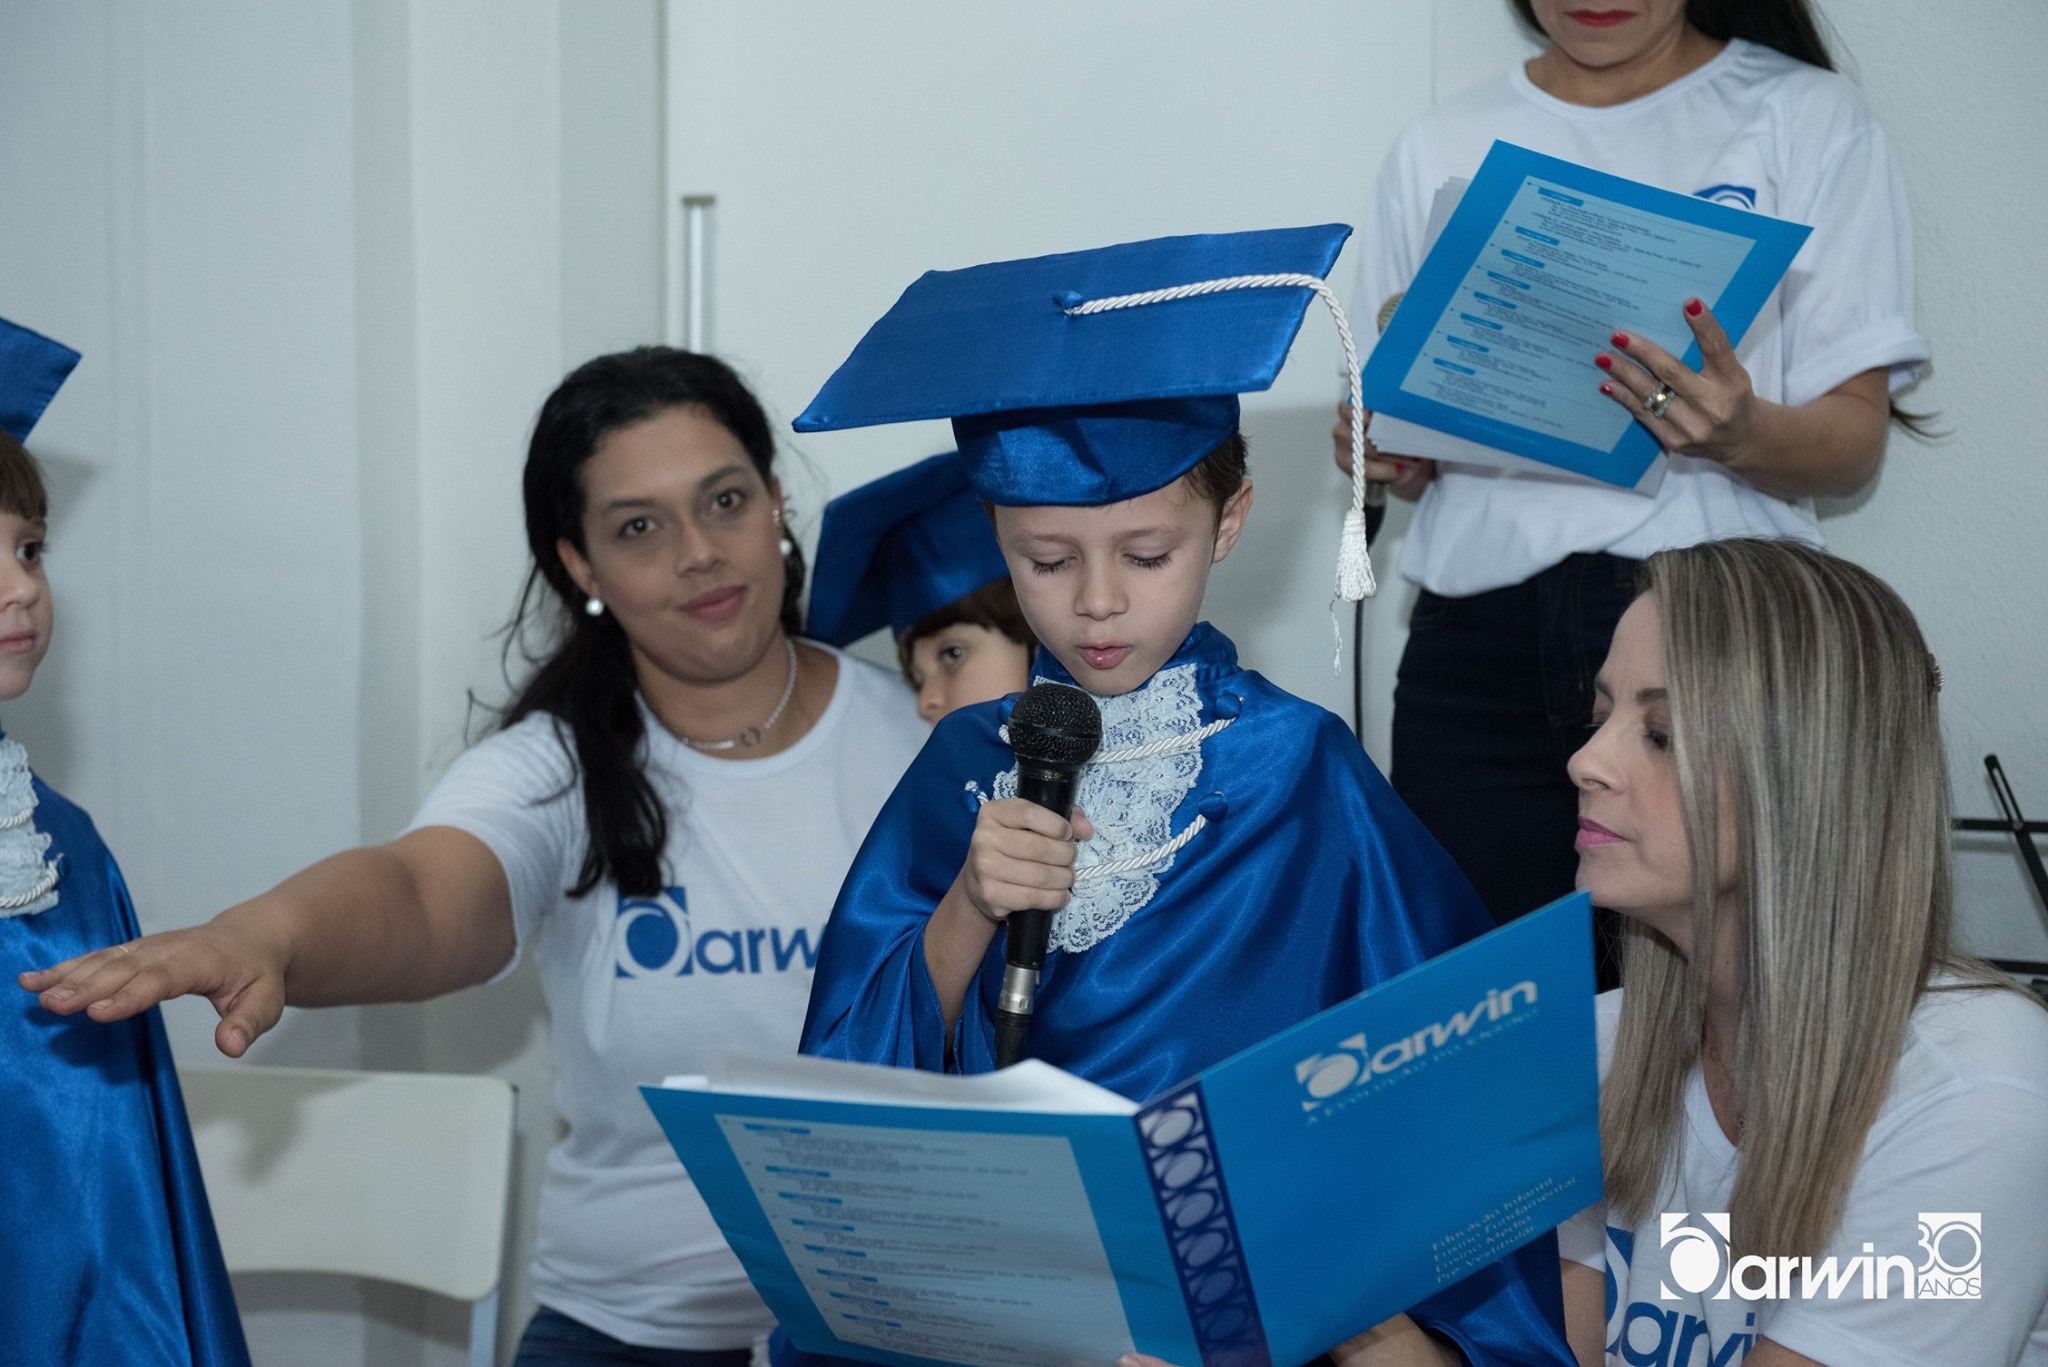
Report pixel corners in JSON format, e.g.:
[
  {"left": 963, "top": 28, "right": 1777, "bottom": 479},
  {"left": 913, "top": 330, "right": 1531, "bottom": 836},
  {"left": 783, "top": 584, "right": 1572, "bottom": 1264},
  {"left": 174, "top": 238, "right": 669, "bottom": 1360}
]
[{"left": 179, "top": 1064, "right": 518, "bottom": 1367}]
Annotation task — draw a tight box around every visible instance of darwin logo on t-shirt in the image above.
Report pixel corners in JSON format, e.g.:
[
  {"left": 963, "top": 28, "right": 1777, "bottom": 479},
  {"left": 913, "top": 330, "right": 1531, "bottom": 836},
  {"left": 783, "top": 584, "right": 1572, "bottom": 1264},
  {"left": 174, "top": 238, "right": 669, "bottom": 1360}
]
[
  {"left": 610, "top": 886, "right": 820, "bottom": 979},
  {"left": 1693, "top": 183, "right": 1758, "bottom": 210}
]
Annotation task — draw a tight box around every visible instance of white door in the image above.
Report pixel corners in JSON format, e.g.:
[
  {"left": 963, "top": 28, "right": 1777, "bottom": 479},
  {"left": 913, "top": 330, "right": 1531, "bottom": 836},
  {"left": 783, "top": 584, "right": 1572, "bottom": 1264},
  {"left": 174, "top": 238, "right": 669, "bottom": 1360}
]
[{"left": 664, "top": 0, "right": 1533, "bottom": 746}]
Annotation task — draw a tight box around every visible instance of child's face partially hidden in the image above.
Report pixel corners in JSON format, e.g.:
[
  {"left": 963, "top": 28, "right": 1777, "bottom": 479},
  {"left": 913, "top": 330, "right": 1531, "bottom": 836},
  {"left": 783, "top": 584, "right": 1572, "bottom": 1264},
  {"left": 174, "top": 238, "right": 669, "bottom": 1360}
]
[
  {"left": 0, "top": 509, "right": 51, "bottom": 703},
  {"left": 904, "top": 623, "right": 1032, "bottom": 723},
  {"left": 993, "top": 476, "right": 1251, "bottom": 697}
]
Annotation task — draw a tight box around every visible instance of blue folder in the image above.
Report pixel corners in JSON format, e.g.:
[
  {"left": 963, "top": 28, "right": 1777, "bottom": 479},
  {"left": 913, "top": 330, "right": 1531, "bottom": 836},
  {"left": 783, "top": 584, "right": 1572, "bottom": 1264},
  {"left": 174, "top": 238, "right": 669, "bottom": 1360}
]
[
  {"left": 1359, "top": 142, "right": 1811, "bottom": 489},
  {"left": 642, "top": 893, "right": 1600, "bottom": 1367}
]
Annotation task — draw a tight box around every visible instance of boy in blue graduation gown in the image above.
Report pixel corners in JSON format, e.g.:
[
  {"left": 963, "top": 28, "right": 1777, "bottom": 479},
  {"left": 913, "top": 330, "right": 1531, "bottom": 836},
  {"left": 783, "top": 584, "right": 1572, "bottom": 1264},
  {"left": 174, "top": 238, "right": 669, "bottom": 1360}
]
[
  {"left": 1, "top": 319, "right": 251, "bottom": 1367},
  {"left": 785, "top": 230, "right": 1574, "bottom": 1367},
  {"left": 808, "top": 450, "right": 1034, "bottom": 722}
]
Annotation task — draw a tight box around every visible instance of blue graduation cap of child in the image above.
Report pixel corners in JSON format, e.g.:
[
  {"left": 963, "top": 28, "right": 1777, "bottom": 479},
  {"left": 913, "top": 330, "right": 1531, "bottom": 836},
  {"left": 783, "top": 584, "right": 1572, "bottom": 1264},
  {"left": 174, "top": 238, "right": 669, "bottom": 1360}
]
[
  {"left": 805, "top": 450, "right": 1010, "bottom": 649},
  {"left": 0, "top": 317, "right": 252, "bottom": 1367},
  {"left": 781, "top": 233, "right": 1575, "bottom": 1367}
]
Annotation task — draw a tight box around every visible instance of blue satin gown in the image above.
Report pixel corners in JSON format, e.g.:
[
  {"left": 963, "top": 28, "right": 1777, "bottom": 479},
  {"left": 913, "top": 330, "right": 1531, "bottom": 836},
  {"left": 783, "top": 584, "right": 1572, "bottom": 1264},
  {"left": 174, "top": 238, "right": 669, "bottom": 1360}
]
[
  {"left": 785, "top": 625, "right": 1573, "bottom": 1367},
  {"left": 1, "top": 755, "right": 251, "bottom": 1366}
]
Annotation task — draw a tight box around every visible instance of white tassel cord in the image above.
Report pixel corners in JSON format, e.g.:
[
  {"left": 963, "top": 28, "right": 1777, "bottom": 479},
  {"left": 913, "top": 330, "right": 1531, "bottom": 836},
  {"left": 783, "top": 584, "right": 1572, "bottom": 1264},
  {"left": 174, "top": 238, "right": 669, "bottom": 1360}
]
[{"left": 1061, "top": 271, "right": 1379, "bottom": 617}]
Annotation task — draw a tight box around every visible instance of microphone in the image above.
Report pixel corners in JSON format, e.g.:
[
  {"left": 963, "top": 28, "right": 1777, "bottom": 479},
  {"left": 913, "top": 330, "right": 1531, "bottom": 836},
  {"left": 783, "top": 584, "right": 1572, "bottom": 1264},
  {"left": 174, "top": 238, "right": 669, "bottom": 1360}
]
[{"left": 993, "top": 682, "right": 1102, "bottom": 1068}]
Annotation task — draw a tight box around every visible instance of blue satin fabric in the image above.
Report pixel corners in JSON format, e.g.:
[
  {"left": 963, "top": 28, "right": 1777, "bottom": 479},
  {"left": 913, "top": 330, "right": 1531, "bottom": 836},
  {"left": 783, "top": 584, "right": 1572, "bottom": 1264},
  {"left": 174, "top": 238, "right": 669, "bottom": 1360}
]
[
  {"left": 1, "top": 773, "right": 250, "bottom": 1366},
  {"left": 0, "top": 315, "right": 82, "bottom": 441},
  {"left": 789, "top": 625, "right": 1573, "bottom": 1367},
  {"left": 790, "top": 225, "right": 1351, "bottom": 507},
  {"left": 953, "top": 395, "right": 1239, "bottom": 508}
]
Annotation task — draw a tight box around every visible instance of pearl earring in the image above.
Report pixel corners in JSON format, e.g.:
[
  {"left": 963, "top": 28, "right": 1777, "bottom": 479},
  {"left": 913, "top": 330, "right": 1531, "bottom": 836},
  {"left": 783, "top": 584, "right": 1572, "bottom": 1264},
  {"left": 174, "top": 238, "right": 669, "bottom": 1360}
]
[
  {"left": 584, "top": 597, "right": 604, "bottom": 617},
  {"left": 779, "top": 536, "right": 795, "bottom": 557}
]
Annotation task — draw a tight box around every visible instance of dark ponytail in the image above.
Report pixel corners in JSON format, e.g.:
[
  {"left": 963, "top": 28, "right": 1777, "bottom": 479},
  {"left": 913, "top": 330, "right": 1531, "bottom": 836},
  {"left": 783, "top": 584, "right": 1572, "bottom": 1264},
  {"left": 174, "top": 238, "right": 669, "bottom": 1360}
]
[{"left": 501, "top": 348, "right": 804, "bottom": 898}]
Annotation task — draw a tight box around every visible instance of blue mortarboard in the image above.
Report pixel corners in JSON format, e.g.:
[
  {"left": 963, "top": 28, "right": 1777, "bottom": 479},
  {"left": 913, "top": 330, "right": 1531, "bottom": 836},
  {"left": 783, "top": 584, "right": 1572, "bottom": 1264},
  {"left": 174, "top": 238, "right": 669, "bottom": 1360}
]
[
  {"left": 793, "top": 226, "right": 1353, "bottom": 507},
  {"left": 0, "top": 317, "right": 81, "bottom": 443},
  {"left": 806, "top": 451, "right": 1011, "bottom": 647}
]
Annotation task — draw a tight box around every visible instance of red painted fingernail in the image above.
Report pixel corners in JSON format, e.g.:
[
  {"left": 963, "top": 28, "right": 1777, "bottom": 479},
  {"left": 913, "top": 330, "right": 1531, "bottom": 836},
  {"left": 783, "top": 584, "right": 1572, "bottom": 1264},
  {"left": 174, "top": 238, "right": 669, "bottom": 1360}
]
[
  {"left": 1595, "top": 354, "right": 1613, "bottom": 371},
  {"left": 1611, "top": 332, "right": 1630, "bottom": 348},
  {"left": 1686, "top": 298, "right": 1703, "bottom": 317},
  {"left": 1599, "top": 383, "right": 1614, "bottom": 396}
]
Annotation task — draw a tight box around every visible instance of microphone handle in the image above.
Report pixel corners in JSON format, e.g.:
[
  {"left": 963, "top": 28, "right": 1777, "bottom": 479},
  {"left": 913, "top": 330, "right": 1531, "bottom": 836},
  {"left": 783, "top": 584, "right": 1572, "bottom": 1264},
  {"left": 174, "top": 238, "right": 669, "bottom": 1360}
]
[{"left": 994, "top": 760, "right": 1081, "bottom": 1067}]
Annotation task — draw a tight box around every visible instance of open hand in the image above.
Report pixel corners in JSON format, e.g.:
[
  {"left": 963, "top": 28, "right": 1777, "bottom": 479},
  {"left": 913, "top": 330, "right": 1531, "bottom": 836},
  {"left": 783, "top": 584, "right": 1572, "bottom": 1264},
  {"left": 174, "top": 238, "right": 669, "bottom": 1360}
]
[
  {"left": 19, "top": 917, "right": 290, "bottom": 1058},
  {"left": 1595, "top": 298, "right": 1758, "bottom": 466}
]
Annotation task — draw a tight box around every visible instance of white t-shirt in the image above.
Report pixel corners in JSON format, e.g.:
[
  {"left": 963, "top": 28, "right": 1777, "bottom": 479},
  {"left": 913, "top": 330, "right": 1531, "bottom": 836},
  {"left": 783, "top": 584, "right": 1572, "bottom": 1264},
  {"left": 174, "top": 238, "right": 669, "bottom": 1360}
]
[
  {"left": 409, "top": 646, "right": 928, "bottom": 1349},
  {"left": 1355, "top": 39, "right": 1930, "bottom": 596},
  {"left": 1559, "top": 986, "right": 2048, "bottom": 1366}
]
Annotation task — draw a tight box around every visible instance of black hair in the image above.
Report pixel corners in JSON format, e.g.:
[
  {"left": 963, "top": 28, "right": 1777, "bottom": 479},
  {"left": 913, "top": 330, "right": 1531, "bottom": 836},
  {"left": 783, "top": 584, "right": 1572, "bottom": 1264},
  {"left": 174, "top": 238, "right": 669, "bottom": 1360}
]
[
  {"left": 0, "top": 434, "right": 50, "bottom": 522},
  {"left": 1184, "top": 431, "right": 1249, "bottom": 514},
  {"left": 1508, "top": 0, "right": 1835, "bottom": 68},
  {"left": 895, "top": 577, "right": 1038, "bottom": 683},
  {"left": 501, "top": 347, "right": 804, "bottom": 898}
]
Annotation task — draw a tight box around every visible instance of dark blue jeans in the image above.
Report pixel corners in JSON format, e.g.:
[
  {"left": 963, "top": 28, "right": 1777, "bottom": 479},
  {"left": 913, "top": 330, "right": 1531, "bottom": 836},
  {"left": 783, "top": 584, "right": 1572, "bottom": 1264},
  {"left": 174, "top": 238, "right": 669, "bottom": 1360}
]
[
  {"left": 1391, "top": 552, "right": 1639, "bottom": 987},
  {"left": 513, "top": 1307, "right": 754, "bottom": 1367}
]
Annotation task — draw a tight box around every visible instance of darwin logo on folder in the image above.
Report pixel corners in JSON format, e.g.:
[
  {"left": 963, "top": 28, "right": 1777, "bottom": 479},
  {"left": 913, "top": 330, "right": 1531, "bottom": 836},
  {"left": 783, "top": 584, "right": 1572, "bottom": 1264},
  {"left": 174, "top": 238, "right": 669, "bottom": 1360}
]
[{"left": 642, "top": 893, "right": 1601, "bottom": 1367}]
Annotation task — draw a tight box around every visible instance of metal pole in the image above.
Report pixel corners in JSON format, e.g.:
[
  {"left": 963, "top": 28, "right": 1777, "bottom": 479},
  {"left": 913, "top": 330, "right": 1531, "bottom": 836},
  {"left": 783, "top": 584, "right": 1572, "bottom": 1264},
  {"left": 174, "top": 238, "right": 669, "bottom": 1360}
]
[{"left": 681, "top": 195, "right": 714, "bottom": 352}]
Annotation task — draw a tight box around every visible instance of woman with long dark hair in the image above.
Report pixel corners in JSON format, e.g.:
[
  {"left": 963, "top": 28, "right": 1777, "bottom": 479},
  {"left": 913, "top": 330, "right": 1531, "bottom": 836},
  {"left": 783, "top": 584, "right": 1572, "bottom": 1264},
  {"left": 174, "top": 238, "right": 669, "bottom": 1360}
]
[
  {"left": 22, "top": 348, "right": 930, "bottom": 1364},
  {"left": 1334, "top": 0, "right": 1930, "bottom": 981}
]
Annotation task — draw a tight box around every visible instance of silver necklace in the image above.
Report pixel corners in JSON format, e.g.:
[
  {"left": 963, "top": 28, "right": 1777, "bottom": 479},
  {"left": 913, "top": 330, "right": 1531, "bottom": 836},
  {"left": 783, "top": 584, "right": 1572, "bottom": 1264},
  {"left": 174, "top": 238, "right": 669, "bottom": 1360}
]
[{"left": 680, "top": 637, "right": 800, "bottom": 752}]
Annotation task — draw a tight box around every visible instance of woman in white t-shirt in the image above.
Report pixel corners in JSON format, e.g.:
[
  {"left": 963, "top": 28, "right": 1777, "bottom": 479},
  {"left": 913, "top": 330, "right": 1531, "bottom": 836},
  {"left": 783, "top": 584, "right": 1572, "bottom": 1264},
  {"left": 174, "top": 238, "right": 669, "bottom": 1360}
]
[
  {"left": 1335, "top": 0, "right": 1930, "bottom": 980},
  {"left": 24, "top": 349, "right": 931, "bottom": 1364},
  {"left": 1557, "top": 538, "right": 2048, "bottom": 1367}
]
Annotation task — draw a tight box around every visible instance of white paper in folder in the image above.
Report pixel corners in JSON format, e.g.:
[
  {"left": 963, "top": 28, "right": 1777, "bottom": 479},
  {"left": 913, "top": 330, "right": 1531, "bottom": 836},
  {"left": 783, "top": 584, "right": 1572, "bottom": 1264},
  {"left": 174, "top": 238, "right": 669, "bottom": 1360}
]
[{"left": 1365, "top": 177, "right": 1667, "bottom": 496}]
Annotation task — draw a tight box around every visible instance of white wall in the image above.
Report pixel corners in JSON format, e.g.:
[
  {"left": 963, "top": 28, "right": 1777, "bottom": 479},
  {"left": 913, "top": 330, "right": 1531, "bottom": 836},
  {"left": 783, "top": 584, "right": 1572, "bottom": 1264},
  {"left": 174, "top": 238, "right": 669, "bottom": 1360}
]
[
  {"left": 0, "top": 1, "right": 663, "bottom": 1362},
  {"left": 0, "top": 1, "right": 2040, "bottom": 1364},
  {"left": 1816, "top": 0, "right": 2048, "bottom": 959}
]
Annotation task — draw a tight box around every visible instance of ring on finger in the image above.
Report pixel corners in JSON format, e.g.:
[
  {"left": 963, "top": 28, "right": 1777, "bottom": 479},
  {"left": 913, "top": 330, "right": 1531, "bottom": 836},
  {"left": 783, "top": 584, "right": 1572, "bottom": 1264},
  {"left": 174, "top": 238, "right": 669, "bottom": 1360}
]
[
  {"left": 1646, "top": 383, "right": 1677, "bottom": 419},
  {"left": 116, "top": 943, "right": 134, "bottom": 956}
]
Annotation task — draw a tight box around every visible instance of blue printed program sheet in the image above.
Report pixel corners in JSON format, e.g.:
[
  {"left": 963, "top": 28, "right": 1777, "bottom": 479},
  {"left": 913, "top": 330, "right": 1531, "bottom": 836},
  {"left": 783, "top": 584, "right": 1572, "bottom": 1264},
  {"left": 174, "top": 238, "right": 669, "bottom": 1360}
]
[
  {"left": 1359, "top": 141, "right": 1811, "bottom": 489},
  {"left": 642, "top": 894, "right": 1600, "bottom": 1367}
]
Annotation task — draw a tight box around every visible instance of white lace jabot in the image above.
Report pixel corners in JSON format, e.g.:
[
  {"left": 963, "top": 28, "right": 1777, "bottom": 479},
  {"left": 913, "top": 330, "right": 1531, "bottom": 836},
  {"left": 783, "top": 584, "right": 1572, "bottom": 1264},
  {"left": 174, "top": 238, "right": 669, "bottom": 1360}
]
[
  {"left": 992, "top": 662, "right": 1219, "bottom": 953},
  {"left": 0, "top": 738, "right": 59, "bottom": 918}
]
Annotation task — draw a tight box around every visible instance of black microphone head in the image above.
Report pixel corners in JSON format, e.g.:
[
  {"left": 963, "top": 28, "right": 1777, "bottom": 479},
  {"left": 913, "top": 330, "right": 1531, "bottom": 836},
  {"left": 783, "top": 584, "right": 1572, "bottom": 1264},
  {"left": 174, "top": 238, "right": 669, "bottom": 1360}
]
[{"left": 1007, "top": 682, "right": 1102, "bottom": 767}]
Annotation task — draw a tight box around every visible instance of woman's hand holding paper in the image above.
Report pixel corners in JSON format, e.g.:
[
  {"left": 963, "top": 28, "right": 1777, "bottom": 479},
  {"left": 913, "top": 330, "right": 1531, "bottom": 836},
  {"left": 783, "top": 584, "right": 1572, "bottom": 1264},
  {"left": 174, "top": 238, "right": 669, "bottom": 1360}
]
[
  {"left": 1595, "top": 299, "right": 1891, "bottom": 500},
  {"left": 1594, "top": 298, "right": 1760, "bottom": 467}
]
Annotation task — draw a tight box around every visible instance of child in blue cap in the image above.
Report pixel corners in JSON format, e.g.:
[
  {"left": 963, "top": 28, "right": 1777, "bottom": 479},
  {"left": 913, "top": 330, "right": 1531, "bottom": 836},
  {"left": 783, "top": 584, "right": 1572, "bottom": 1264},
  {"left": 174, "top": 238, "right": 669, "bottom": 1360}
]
[
  {"left": 807, "top": 450, "right": 1035, "bottom": 722},
  {"left": 0, "top": 318, "right": 251, "bottom": 1366},
  {"left": 787, "top": 228, "right": 1573, "bottom": 1367}
]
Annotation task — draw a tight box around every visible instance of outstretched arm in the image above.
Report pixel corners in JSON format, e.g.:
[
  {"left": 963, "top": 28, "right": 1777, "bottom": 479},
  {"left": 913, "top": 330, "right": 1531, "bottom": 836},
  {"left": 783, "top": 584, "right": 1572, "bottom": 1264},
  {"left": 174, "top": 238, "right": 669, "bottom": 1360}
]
[{"left": 19, "top": 825, "right": 513, "bottom": 1057}]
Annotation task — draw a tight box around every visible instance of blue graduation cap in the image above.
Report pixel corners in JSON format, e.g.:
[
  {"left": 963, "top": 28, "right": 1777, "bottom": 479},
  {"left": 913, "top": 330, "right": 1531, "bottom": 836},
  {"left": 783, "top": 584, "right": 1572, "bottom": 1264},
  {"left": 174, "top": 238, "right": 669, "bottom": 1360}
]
[
  {"left": 806, "top": 451, "right": 1011, "bottom": 647},
  {"left": 793, "top": 226, "right": 1353, "bottom": 508},
  {"left": 797, "top": 226, "right": 1385, "bottom": 603},
  {"left": 0, "top": 317, "right": 81, "bottom": 443}
]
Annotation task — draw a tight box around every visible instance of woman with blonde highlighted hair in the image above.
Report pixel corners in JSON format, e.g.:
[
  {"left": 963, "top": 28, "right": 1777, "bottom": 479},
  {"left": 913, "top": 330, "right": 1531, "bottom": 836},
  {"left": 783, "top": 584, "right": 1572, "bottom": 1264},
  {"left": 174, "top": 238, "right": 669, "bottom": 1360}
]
[{"left": 1557, "top": 539, "right": 2048, "bottom": 1367}]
